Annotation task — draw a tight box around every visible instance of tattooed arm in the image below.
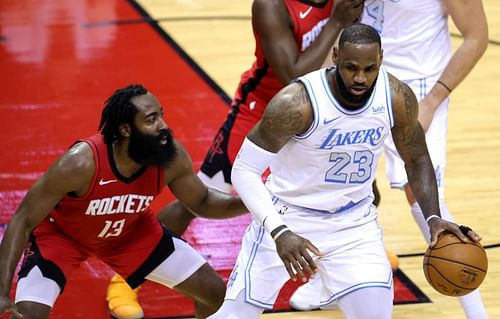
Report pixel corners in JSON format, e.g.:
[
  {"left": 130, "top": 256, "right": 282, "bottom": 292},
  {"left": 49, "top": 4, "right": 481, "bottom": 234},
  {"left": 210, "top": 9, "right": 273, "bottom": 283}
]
[
  {"left": 231, "top": 82, "right": 322, "bottom": 281},
  {"left": 389, "top": 74, "right": 476, "bottom": 245},
  {"left": 389, "top": 74, "right": 440, "bottom": 218},
  {"left": 247, "top": 81, "right": 313, "bottom": 152}
]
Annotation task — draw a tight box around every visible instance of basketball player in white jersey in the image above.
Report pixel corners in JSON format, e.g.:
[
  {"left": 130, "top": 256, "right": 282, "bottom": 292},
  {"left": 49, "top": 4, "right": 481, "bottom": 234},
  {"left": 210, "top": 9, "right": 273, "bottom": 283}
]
[
  {"left": 290, "top": 1, "right": 490, "bottom": 317},
  {"left": 207, "top": 24, "right": 482, "bottom": 319}
]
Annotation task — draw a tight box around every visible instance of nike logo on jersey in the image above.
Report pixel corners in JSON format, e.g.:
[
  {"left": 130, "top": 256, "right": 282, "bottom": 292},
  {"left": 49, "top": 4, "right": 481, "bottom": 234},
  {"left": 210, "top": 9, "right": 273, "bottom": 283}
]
[
  {"left": 249, "top": 100, "right": 256, "bottom": 110},
  {"left": 323, "top": 116, "right": 341, "bottom": 125},
  {"left": 299, "top": 6, "right": 313, "bottom": 19},
  {"left": 99, "top": 178, "right": 118, "bottom": 185}
]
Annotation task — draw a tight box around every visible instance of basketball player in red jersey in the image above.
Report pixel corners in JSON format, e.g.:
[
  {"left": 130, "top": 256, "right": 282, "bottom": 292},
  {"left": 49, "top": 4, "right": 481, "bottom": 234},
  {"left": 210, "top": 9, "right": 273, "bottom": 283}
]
[
  {"left": 0, "top": 85, "right": 248, "bottom": 319},
  {"left": 106, "top": 1, "right": 366, "bottom": 318},
  {"left": 163, "top": 0, "right": 365, "bottom": 232}
]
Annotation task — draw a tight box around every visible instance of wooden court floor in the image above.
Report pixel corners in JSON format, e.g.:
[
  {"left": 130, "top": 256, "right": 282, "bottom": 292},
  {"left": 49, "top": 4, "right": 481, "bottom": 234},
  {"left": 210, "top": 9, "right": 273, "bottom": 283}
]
[{"left": 135, "top": 1, "right": 500, "bottom": 318}]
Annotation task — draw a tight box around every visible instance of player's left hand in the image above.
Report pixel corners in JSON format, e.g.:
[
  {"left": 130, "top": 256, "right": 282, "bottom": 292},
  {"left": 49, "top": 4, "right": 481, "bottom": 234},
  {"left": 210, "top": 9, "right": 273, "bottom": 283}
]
[{"left": 428, "top": 218, "right": 482, "bottom": 247}]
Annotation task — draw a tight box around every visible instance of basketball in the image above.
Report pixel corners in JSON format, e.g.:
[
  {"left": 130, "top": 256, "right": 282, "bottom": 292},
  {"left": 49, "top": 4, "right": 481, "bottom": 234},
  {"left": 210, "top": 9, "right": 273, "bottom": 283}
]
[{"left": 423, "top": 232, "right": 488, "bottom": 296}]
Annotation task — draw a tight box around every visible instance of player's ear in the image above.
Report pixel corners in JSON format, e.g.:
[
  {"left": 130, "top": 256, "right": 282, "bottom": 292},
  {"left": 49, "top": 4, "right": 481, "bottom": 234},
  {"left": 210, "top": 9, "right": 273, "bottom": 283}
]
[
  {"left": 119, "top": 123, "right": 131, "bottom": 138},
  {"left": 380, "top": 48, "right": 384, "bottom": 66},
  {"left": 332, "top": 46, "right": 339, "bottom": 65}
]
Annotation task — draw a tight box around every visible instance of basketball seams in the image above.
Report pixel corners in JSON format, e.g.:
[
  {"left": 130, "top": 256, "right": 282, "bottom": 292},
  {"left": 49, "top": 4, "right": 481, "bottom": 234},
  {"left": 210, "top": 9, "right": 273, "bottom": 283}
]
[
  {"left": 424, "top": 255, "right": 487, "bottom": 273},
  {"left": 431, "top": 241, "right": 483, "bottom": 251}
]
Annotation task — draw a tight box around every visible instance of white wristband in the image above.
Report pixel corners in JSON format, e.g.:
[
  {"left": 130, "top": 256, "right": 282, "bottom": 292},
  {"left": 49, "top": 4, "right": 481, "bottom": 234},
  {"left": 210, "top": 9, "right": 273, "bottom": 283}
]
[
  {"left": 263, "top": 214, "right": 286, "bottom": 234},
  {"left": 272, "top": 227, "right": 289, "bottom": 241},
  {"left": 425, "top": 214, "right": 440, "bottom": 224}
]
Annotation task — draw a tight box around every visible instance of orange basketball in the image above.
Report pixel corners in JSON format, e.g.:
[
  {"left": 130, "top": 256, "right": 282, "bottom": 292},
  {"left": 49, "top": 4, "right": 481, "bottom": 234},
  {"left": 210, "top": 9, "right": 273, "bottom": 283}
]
[{"left": 423, "top": 232, "right": 488, "bottom": 296}]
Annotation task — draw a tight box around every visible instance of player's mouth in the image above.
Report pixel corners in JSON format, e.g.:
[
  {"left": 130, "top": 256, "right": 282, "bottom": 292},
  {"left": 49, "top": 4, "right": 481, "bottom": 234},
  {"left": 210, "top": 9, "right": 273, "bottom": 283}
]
[
  {"left": 350, "top": 86, "right": 368, "bottom": 96},
  {"left": 158, "top": 132, "right": 169, "bottom": 145}
]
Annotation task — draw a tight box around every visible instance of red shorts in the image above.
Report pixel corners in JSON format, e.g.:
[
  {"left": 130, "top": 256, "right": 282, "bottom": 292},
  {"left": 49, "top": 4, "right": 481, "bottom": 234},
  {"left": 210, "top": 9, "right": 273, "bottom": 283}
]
[
  {"left": 19, "top": 216, "right": 174, "bottom": 291},
  {"left": 199, "top": 100, "right": 265, "bottom": 185}
]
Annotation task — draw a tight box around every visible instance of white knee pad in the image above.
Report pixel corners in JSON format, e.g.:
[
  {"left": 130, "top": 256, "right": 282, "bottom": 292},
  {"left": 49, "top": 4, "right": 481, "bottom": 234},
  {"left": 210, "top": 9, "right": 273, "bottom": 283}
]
[
  {"left": 15, "top": 266, "right": 61, "bottom": 307},
  {"left": 145, "top": 237, "right": 206, "bottom": 287}
]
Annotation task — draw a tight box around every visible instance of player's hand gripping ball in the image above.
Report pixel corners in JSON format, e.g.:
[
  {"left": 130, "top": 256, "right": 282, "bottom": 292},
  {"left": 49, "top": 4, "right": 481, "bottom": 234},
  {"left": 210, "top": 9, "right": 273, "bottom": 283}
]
[{"left": 423, "top": 231, "right": 488, "bottom": 296}]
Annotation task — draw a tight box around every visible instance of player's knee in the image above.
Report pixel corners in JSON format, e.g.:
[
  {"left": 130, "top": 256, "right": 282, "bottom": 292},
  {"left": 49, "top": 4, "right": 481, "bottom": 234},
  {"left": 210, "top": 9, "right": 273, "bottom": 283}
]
[
  {"left": 157, "top": 200, "right": 196, "bottom": 235},
  {"left": 179, "top": 263, "right": 226, "bottom": 309},
  {"left": 202, "top": 271, "right": 226, "bottom": 309},
  {"left": 15, "top": 301, "right": 51, "bottom": 319}
]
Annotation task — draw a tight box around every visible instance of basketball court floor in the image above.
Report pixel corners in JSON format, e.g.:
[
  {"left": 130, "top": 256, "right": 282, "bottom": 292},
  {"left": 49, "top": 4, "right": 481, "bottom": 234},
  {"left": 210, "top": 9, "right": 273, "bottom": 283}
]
[{"left": 0, "top": 0, "right": 499, "bottom": 318}]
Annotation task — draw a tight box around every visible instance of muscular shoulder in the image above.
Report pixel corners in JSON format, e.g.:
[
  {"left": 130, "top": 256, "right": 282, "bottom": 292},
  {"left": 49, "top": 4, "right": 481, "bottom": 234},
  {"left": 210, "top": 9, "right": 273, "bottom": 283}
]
[
  {"left": 260, "top": 81, "right": 313, "bottom": 140},
  {"left": 45, "top": 142, "right": 95, "bottom": 195},
  {"left": 388, "top": 73, "right": 419, "bottom": 128},
  {"left": 252, "top": 0, "right": 290, "bottom": 31},
  {"left": 253, "top": 0, "right": 286, "bottom": 15},
  {"left": 58, "top": 142, "right": 95, "bottom": 177}
]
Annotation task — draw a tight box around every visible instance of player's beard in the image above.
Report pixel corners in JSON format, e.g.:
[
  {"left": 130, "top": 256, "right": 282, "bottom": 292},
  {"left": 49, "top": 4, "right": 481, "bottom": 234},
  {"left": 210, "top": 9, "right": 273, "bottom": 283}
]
[
  {"left": 128, "top": 126, "right": 177, "bottom": 167},
  {"left": 335, "top": 68, "right": 376, "bottom": 106}
]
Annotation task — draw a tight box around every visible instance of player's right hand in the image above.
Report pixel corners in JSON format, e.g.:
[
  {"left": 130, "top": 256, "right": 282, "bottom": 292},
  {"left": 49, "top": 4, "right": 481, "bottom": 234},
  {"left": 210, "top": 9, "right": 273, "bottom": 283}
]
[
  {"left": 331, "top": 0, "right": 365, "bottom": 27},
  {"left": 0, "top": 296, "right": 23, "bottom": 318},
  {"left": 428, "top": 218, "right": 482, "bottom": 247},
  {"left": 274, "top": 230, "right": 323, "bottom": 282}
]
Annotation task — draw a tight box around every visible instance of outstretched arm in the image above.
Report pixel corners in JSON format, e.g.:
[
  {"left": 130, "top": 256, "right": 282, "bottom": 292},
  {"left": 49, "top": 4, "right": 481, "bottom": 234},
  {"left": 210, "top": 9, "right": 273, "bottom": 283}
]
[
  {"left": 253, "top": 0, "right": 364, "bottom": 84},
  {"left": 164, "top": 141, "right": 247, "bottom": 219},
  {"left": 389, "top": 75, "right": 481, "bottom": 246},
  {"left": 418, "top": 0, "right": 488, "bottom": 131},
  {"left": 232, "top": 82, "right": 321, "bottom": 281},
  {"left": 0, "top": 143, "right": 94, "bottom": 317}
]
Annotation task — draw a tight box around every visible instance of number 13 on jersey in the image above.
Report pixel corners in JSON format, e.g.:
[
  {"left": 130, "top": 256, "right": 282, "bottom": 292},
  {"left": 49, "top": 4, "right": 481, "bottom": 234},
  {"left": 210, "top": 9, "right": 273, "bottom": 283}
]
[{"left": 98, "top": 218, "right": 126, "bottom": 238}]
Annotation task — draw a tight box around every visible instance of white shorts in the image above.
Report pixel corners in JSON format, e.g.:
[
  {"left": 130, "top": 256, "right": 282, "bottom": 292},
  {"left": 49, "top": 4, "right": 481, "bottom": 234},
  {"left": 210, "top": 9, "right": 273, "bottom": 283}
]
[
  {"left": 384, "top": 76, "right": 448, "bottom": 197},
  {"left": 225, "top": 198, "right": 393, "bottom": 309},
  {"left": 15, "top": 237, "right": 206, "bottom": 307}
]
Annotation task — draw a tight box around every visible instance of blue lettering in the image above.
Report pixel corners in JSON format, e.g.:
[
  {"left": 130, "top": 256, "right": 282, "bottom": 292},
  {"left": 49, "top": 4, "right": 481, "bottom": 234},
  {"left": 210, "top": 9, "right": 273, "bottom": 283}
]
[{"left": 319, "top": 127, "right": 385, "bottom": 149}]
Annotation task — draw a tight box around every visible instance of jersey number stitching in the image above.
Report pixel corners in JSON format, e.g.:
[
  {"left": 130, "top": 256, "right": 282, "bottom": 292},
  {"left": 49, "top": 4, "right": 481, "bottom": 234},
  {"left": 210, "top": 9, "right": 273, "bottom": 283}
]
[
  {"left": 325, "top": 150, "right": 374, "bottom": 184},
  {"left": 98, "top": 218, "right": 126, "bottom": 238}
]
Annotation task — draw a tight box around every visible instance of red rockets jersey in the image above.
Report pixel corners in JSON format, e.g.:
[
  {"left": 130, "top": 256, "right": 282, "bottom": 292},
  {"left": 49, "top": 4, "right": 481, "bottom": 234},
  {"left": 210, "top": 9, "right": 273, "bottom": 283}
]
[
  {"left": 233, "top": 0, "right": 332, "bottom": 121},
  {"left": 34, "top": 134, "right": 164, "bottom": 255}
]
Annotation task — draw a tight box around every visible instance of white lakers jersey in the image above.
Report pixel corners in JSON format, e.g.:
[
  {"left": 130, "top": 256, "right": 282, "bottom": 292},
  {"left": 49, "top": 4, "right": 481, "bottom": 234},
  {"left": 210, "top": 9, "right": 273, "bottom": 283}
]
[
  {"left": 267, "top": 67, "right": 394, "bottom": 212},
  {"left": 361, "top": 0, "right": 452, "bottom": 80}
]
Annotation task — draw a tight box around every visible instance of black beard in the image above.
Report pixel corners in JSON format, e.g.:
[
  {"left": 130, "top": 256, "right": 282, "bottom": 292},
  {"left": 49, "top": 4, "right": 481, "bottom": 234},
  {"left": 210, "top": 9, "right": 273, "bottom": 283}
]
[
  {"left": 335, "top": 69, "right": 376, "bottom": 107},
  {"left": 128, "top": 126, "right": 177, "bottom": 167}
]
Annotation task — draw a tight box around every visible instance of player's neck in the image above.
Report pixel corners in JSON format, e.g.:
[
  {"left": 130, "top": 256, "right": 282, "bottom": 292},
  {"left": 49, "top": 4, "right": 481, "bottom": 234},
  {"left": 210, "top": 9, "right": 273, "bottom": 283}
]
[{"left": 111, "top": 142, "right": 143, "bottom": 178}]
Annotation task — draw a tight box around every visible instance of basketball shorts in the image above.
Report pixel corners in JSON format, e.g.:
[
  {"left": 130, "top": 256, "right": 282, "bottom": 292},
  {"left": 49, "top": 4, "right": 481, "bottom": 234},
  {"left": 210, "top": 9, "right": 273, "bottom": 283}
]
[
  {"left": 384, "top": 77, "right": 449, "bottom": 197},
  {"left": 15, "top": 226, "right": 206, "bottom": 307},
  {"left": 224, "top": 197, "right": 393, "bottom": 309},
  {"left": 199, "top": 101, "right": 263, "bottom": 189}
]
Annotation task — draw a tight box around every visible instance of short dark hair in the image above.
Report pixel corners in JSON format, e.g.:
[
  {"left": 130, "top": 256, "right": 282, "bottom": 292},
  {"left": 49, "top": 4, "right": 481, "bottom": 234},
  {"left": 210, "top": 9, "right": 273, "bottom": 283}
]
[
  {"left": 99, "top": 84, "right": 148, "bottom": 144},
  {"left": 339, "top": 23, "right": 381, "bottom": 49}
]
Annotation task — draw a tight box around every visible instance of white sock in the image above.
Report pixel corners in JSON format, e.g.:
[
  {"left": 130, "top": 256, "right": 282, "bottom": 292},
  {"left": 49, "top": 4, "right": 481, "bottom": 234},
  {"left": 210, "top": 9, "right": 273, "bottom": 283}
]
[
  {"left": 411, "top": 201, "right": 488, "bottom": 318},
  {"left": 459, "top": 289, "right": 488, "bottom": 319},
  {"left": 207, "top": 289, "right": 264, "bottom": 319}
]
